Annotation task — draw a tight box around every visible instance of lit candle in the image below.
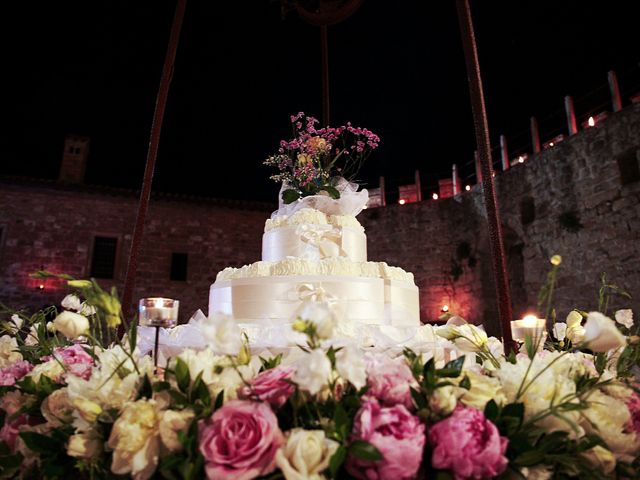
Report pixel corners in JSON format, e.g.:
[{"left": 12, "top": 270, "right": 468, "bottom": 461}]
[
  {"left": 510, "top": 314, "right": 547, "bottom": 342},
  {"left": 139, "top": 297, "right": 179, "bottom": 328}
]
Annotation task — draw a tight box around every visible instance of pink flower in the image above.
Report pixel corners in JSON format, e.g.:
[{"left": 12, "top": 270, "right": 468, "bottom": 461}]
[
  {"left": 0, "top": 361, "right": 33, "bottom": 386},
  {"left": 199, "top": 400, "right": 284, "bottom": 480},
  {"left": 365, "top": 355, "right": 417, "bottom": 410},
  {"left": 51, "top": 344, "right": 94, "bottom": 380},
  {"left": 429, "top": 406, "right": 508, "bottom": 479},
  {"left": 627, "top": 392, "right": 640, "bottom": 434},
  {"left": 0, "top": 414, "right": 29, "bottom": 453},
  {"left": 239, "top": 366, "right": 295, "bottom": 409},
  {"left": 346, "top": 400, "right": 425, "bottom": 480}
]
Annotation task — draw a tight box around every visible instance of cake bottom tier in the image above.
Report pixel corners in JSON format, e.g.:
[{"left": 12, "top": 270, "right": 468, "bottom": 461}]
[{"left": 209, "top": 275, "right": 420, "bottom": 327}]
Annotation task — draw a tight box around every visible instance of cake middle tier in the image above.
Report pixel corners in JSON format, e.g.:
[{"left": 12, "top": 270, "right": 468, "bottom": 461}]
[
  {"left": 209, "top": 275, "right": 420, "bottom": 327},
  {"left": 262, "top": 224, "right": 367, "bottom": 262}
]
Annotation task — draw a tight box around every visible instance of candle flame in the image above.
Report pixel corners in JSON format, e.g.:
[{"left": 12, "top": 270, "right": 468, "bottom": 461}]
[
  {"left": 588, "top": 116, "right": 595, "bottom": 127},
  {"left": 441, "top": 304, "right": 449, "bottom": 312},
  {"left": 153, "top": 298, "right": 164, "bottom": 308},
  {"left": 522, "top": 314, "right": 539, "bottom": 327}
]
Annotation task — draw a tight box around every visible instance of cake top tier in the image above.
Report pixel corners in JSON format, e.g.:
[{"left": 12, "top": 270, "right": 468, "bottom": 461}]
[{"left": 265, "top": 208, "right": 364, "bottom": 233}]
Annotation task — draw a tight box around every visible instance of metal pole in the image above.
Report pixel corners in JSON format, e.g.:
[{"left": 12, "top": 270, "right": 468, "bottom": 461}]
[
  {"left": 122, "top": 0, "right": 188, "bottom": 321},
  {"left": 474, "top": 150, "right": 482, "bottom": 184},
  {"left": 564, "top": 95, "right": 578, "bottom": 135},
  {"left": 608, "top": 70, "right": 622, "bottom": 112},
  {"left": 500, "top": 135, "right": 510, "bottom": 171},
  {"left": 379, "top": 176, "right": 386, "bottom": 207},
  {"left": 452, "top": 164, "right": 460, "bottom": 195},
  {"left": 414, "top": 169, "right": 422, "bottom": 201},
  {"left": 321, "top": 25, "right": 330, "bottom": 126},
  {"left": 456, "top": 0, "right": 515, "bottom": 350},
  {"left": 530, "top": 116, "right": 541, "bottom": 154}
]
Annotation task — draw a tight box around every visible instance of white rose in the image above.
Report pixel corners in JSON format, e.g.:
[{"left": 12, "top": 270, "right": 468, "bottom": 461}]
[
  {"left": 61, "top": 294, "right": 83, "bottom": 312},
  {"left": 297, "top": 302, "right": 336, "bottom": 339},
  {"left": 452, "top": 324, "right": 488, "bottom": 352},
  {"left": 582, "top": 445, "right": 616, "bottom": 474},
  {"left": 41, "top": 388, "right": 74, "bottom": 425},
  {"left": 67, "top": 431, "right": 103, "bottom": 459},
  {"left": 0, "top": 335, "right": 22, "bottom": 367},
  {"left": 159, "top": 409, "right": 195, "bottom": 452},
  {"left": 9, "top": 314, "right": 23, "bottom": 333},
  {"left": 293, "top": 349, "right": 332, "bottom": 395},
  {"left": 615, "top": 309, "right": 634, "bottom": 329},
  {"left": 552, "top": 322, "right": 567, "bottom": 341},
  {"left": 458, "top": 369, "right": 505, "bottom": 410},
  {"left": 275, "top": 429, "right": 339, "bottom": 480},
  {"left": 583, "top": 312, "right": 626, "bottom": 352},
  {"left": 28, "top": 359, "right": 64, "bottom": 383},
  {"left": 335, "top": 345, "right": 366, "bottom": 390},
  {"left": 52, "top": 311, "right": 89, "bottom": 339},
  {"left": 429, "top": 385, "right": 458, "bottom": 416},
  {"left": 520, "top": 466, "right": 553, "bottom": 480}
]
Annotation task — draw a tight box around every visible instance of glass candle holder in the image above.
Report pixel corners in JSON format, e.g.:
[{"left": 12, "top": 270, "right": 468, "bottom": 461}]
[
  {"left": 139, "top": 297, "right": 179, "bottom": 328},
  {"left": 510, "top": 315, "right": 547, "bottom": 343}
]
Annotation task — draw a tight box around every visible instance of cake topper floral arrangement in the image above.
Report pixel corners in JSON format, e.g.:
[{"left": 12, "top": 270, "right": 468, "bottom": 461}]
[{"left": 264, "top": 112, "right": 380, "bottom": 204}]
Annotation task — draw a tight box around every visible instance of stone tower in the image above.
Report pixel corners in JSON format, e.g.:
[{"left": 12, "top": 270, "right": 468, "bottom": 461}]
[{"left": 59, "top": 135, "right": 90, "bottom": 183}]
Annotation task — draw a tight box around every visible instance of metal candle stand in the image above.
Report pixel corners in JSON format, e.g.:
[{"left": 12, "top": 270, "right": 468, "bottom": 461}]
[{"left": 138, "top": 298, "right": 179, "bottom": 369}]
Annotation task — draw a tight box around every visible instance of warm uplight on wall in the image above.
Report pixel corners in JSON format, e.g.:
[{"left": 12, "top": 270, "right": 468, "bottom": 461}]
[
  {"left": 441, "top": 304, "right": 449, "bottom": 313},
  {"left": 432, "top": 193, "right": 439, "bottom": 200},
  {"left": 38, "top": 284, "right": 45, "bottom": 290},
  {"left": 587, "top": 116, "right": 595, "bottom": 127},
  {"left": 518, "top": 155, "right": 525, "bottom": 163},
  {"left": 398, "top": 199, "right": 406, "bottom": 205},
  {"left": 465, "top": 185, "right": 471, "bottom": 191}
]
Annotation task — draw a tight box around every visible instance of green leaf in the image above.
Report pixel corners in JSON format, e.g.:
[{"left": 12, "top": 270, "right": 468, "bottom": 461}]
[
  {"left": 175, "top": 358, "right": 190, "bottom": 393},
  {"left": 16, "top": 376, "right": 37, "bottom": 395},
  {"left": 19, "top": 432, "right": 59, "bottom": 454},
  {"left": 137, "top": 374, "right": 153, "bottom": 400},
  {"left": 282, "top": 189, "right": 300, "bottom": 204},
  {"left": 484, "top": 399, "right": 499, "bottom": 422},
  {"left": 422, "top": 358, "right": 436, "bottom": 388},
  {"left": 502, "top": 402, "right": 525, "bottom": 421},
  {"left": 349, "top": 440, "right": 383, "bottom": 461},
  {"left": 513, "top": 449, "right": 546, "bottom": 467},
  {"left": 128, "top": 316, "right": 138, "bottom": 355},
  {"left": 214, "top": 390, "right": 225, "bottom": 410},
  {"left": 192, "top": 373, "right": 212, "bottom": 407},
  {"left": 320, "top": 185, "right": 340, "bottom": 199},
  {"left": 153, "top": 381, "right": 171, "bottom": 392},
  {"left": 436, "top": 356, "right": 465, "bottom": 378},
  {"left": 459, "top": 375, "right": 471, "bottom": 390},
  {"left": 594, "top": 352, "right": 608, "bottom": 375},
  {"left": 333, "top": 404, "right": 349, "bottom": 442},
  {"left": 329, "top": 445, "right": 347, "bottom": 478},
  {"left": 410, "top": 387, "right": 427, "bottom": 410}
]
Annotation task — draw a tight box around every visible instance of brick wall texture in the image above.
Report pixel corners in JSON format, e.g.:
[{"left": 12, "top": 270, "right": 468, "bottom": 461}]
[{"left": 1, "top": 104, "right": 639, "bottom": 333}]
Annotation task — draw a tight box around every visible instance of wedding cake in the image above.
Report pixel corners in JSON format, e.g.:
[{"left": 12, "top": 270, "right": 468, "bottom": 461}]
[{"left": 208, "top": 182, "right": 421, "bottom": 336}]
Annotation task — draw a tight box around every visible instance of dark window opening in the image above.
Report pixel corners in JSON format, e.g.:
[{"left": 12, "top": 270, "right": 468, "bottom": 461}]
[
  {"left": 617, "top": 150, "right": 640, "bottom": 185},
  {"left": 170, "top": 253, "right": 188, "bottom": 281},
  {"left": 90, "top": 236, "right": 117, "bottom": 279},
  {"left": 520, "top": 197, "right": 535, "bottom": 225}
]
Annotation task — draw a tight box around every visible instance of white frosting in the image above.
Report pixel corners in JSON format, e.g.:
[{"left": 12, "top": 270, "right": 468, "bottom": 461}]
[
  {"left": 265, "top": 208, "right": 363, "bottom": 233},
  {"left": 216, "top": 258, "right": 415, "bottom": 284}
]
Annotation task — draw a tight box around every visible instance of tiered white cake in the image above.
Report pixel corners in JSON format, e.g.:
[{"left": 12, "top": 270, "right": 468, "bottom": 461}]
[{"left": 208, "top": 189, "right": 420, "bottom": 332}]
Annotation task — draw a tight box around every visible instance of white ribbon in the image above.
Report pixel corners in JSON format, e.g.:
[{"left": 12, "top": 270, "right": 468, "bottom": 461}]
[{"left": 296, "top": 224, "right": 343, "bottom": 260}]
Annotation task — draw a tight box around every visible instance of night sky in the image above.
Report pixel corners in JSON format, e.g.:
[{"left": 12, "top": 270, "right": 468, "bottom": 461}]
[{"left": 1, "top": 1, "right": 638, "bottom": 203}]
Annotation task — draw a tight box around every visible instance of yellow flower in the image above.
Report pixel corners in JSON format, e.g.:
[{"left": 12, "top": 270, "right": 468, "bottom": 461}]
[
  {"left": 306, "top": 136, "right": 328, "bottom": 154},
  {"left": 297, "top": 153, "right": 312, "bottom": 165},
  {"left": 550, "top": 255, "right": 562, "bottom": 266},
  {"left": 73, "top": 397, "right": 103, "bottom": 423}
]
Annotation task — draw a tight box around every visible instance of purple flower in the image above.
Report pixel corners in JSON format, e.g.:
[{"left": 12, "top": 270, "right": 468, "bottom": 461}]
[
  {"left": 429, "top": 406, "right": 508, "bottom": 479},
  {"left": 346, "top": 400, "right": 425, "bottom": 480}
]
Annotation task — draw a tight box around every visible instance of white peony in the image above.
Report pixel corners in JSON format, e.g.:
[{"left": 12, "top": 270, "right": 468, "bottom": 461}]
[
  {"left": 0, "top": 335, "right": 22, "bottom": 368},
  {"left": 8, "top": 314, "right": 23, "bottom": 334},
  {"left": 582, "top": 445, "right": 616, "bottom": 475},
  {"left": 552, "top": 322, "right": 567, "bottom": 341},
  {"left": 198, "top": 313, "right": 243, "bottom": 355},
  {"left": 297, "top": 301, "right": 336, "bottom": 339},
  {"left": 614, "top": 309, "right": 634, "bottom": 329},
  {"left": 457, "top": 369, "right": 506, "bottom": 410},
  {"left": 293, "top": 349, "right": 332, "bottom": 395},
  {"left": 429, "top": 385, "right": 458, "bottom": 416},
  {"left": 41, "top": 388, "right": 74, "bottom": 426},
  {"left": 583, "top": 312, "right": 627, "bottom": 352},
  {"left": 28, "top": 359, "right": 64, "bottom": 383},
  {"left": 159, "top": 409, "right": 195, "bottom": 452},
  {"left": 566, "top": 311, "right": 586, "bottom": 343},
  {"left": 275, "top": 429, "right": 339, "bottom": 480},
  {"left": 67, "top": 431, "right": 103, "bottom": 459},
  {"left": 335, "top": 344, "right": 366, "bottom": 390},
  {"left": 519, "top": 465, "right": 553, "bottom": 480},
  {"left": 52, "top": 311, "right": 89, "bottom": 339},
  {"left": 61, "top": 294, "right": 83, "bottom": 312}
]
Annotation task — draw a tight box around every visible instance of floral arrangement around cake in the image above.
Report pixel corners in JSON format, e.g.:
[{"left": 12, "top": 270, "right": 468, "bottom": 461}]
[
  {"left": 264, "top": 112, "right": 380, "bottom": 204},
  {"left": 0, "top": 264, "right": 639, "bottom": 480}
]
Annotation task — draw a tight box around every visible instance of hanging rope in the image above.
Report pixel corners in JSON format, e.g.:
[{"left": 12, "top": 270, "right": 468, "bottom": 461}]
[{"left": 122, "top": 0, "right": 188, "bottom": 323}]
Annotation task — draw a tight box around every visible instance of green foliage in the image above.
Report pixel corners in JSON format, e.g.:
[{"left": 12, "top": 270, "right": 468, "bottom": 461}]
[{"left": 282, "top": 189, "right": 301, "bottom": 204}]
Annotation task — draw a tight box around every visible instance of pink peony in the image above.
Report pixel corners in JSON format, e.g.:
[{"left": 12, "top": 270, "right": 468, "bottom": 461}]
[
  {"left": 0, "top": 414, "right": 29, "bottom": 453},
  {"left": 365, "top": 355, "right": 417, "bottom": 410},
  {"left": 51, "top": 344, "right": 94, "bottom": 380},
  {"left": 239, "top": 366, "right": 295, "bottom": 409},
  {"left": 0, "top": 361, "right": 33, "bottom": 386},
  {"left": 199, "top": 400, "right": 284, "bottom": 480},
  {"left": 627, "top": 392, "right": 640, "bottom": 434},
  {"left": 346, "top": 400, "right": 425, "bottom": 480},
  {"left": 429, "top": 406, "right": 508, "bottom": 479}
]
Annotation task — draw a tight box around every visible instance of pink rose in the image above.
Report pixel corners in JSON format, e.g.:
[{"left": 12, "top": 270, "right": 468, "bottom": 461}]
[
  {"left": 627, "top": 392, "right": 640, "bottom": 434},
  {"left": 0, "top": 414, "right": 29, "bottom": 453},
  {"left": 0, "top": 361, "right": 33, "bottom": 386},
  {"left": 51, "top": 345, "right": 94, "bottom": 380},
  {"left": 199, "top": 400, "right": 284, "bottom": 480},
  {"left": 346, "top": 400, "right": 425, "bottom": 480},
  {"left": 429, "top": 406, "right": 508, "bottom": 479},
  {"left": 239, "top": 366, "right": 295, "bottom": 409},
  {"left": 365, "top": 355, "right": 417, "bottom": 410}
]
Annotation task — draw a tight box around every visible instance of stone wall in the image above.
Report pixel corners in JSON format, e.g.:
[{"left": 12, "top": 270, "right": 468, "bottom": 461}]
[
  {"left": 0, "top": 182, "right": 270, "bottom": 322},
  {"left": 361, "top": 103, "right": 640, "bottom": 335},
  {"left": 1, "top": 104, "right": 639, "bottom": 333}
]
